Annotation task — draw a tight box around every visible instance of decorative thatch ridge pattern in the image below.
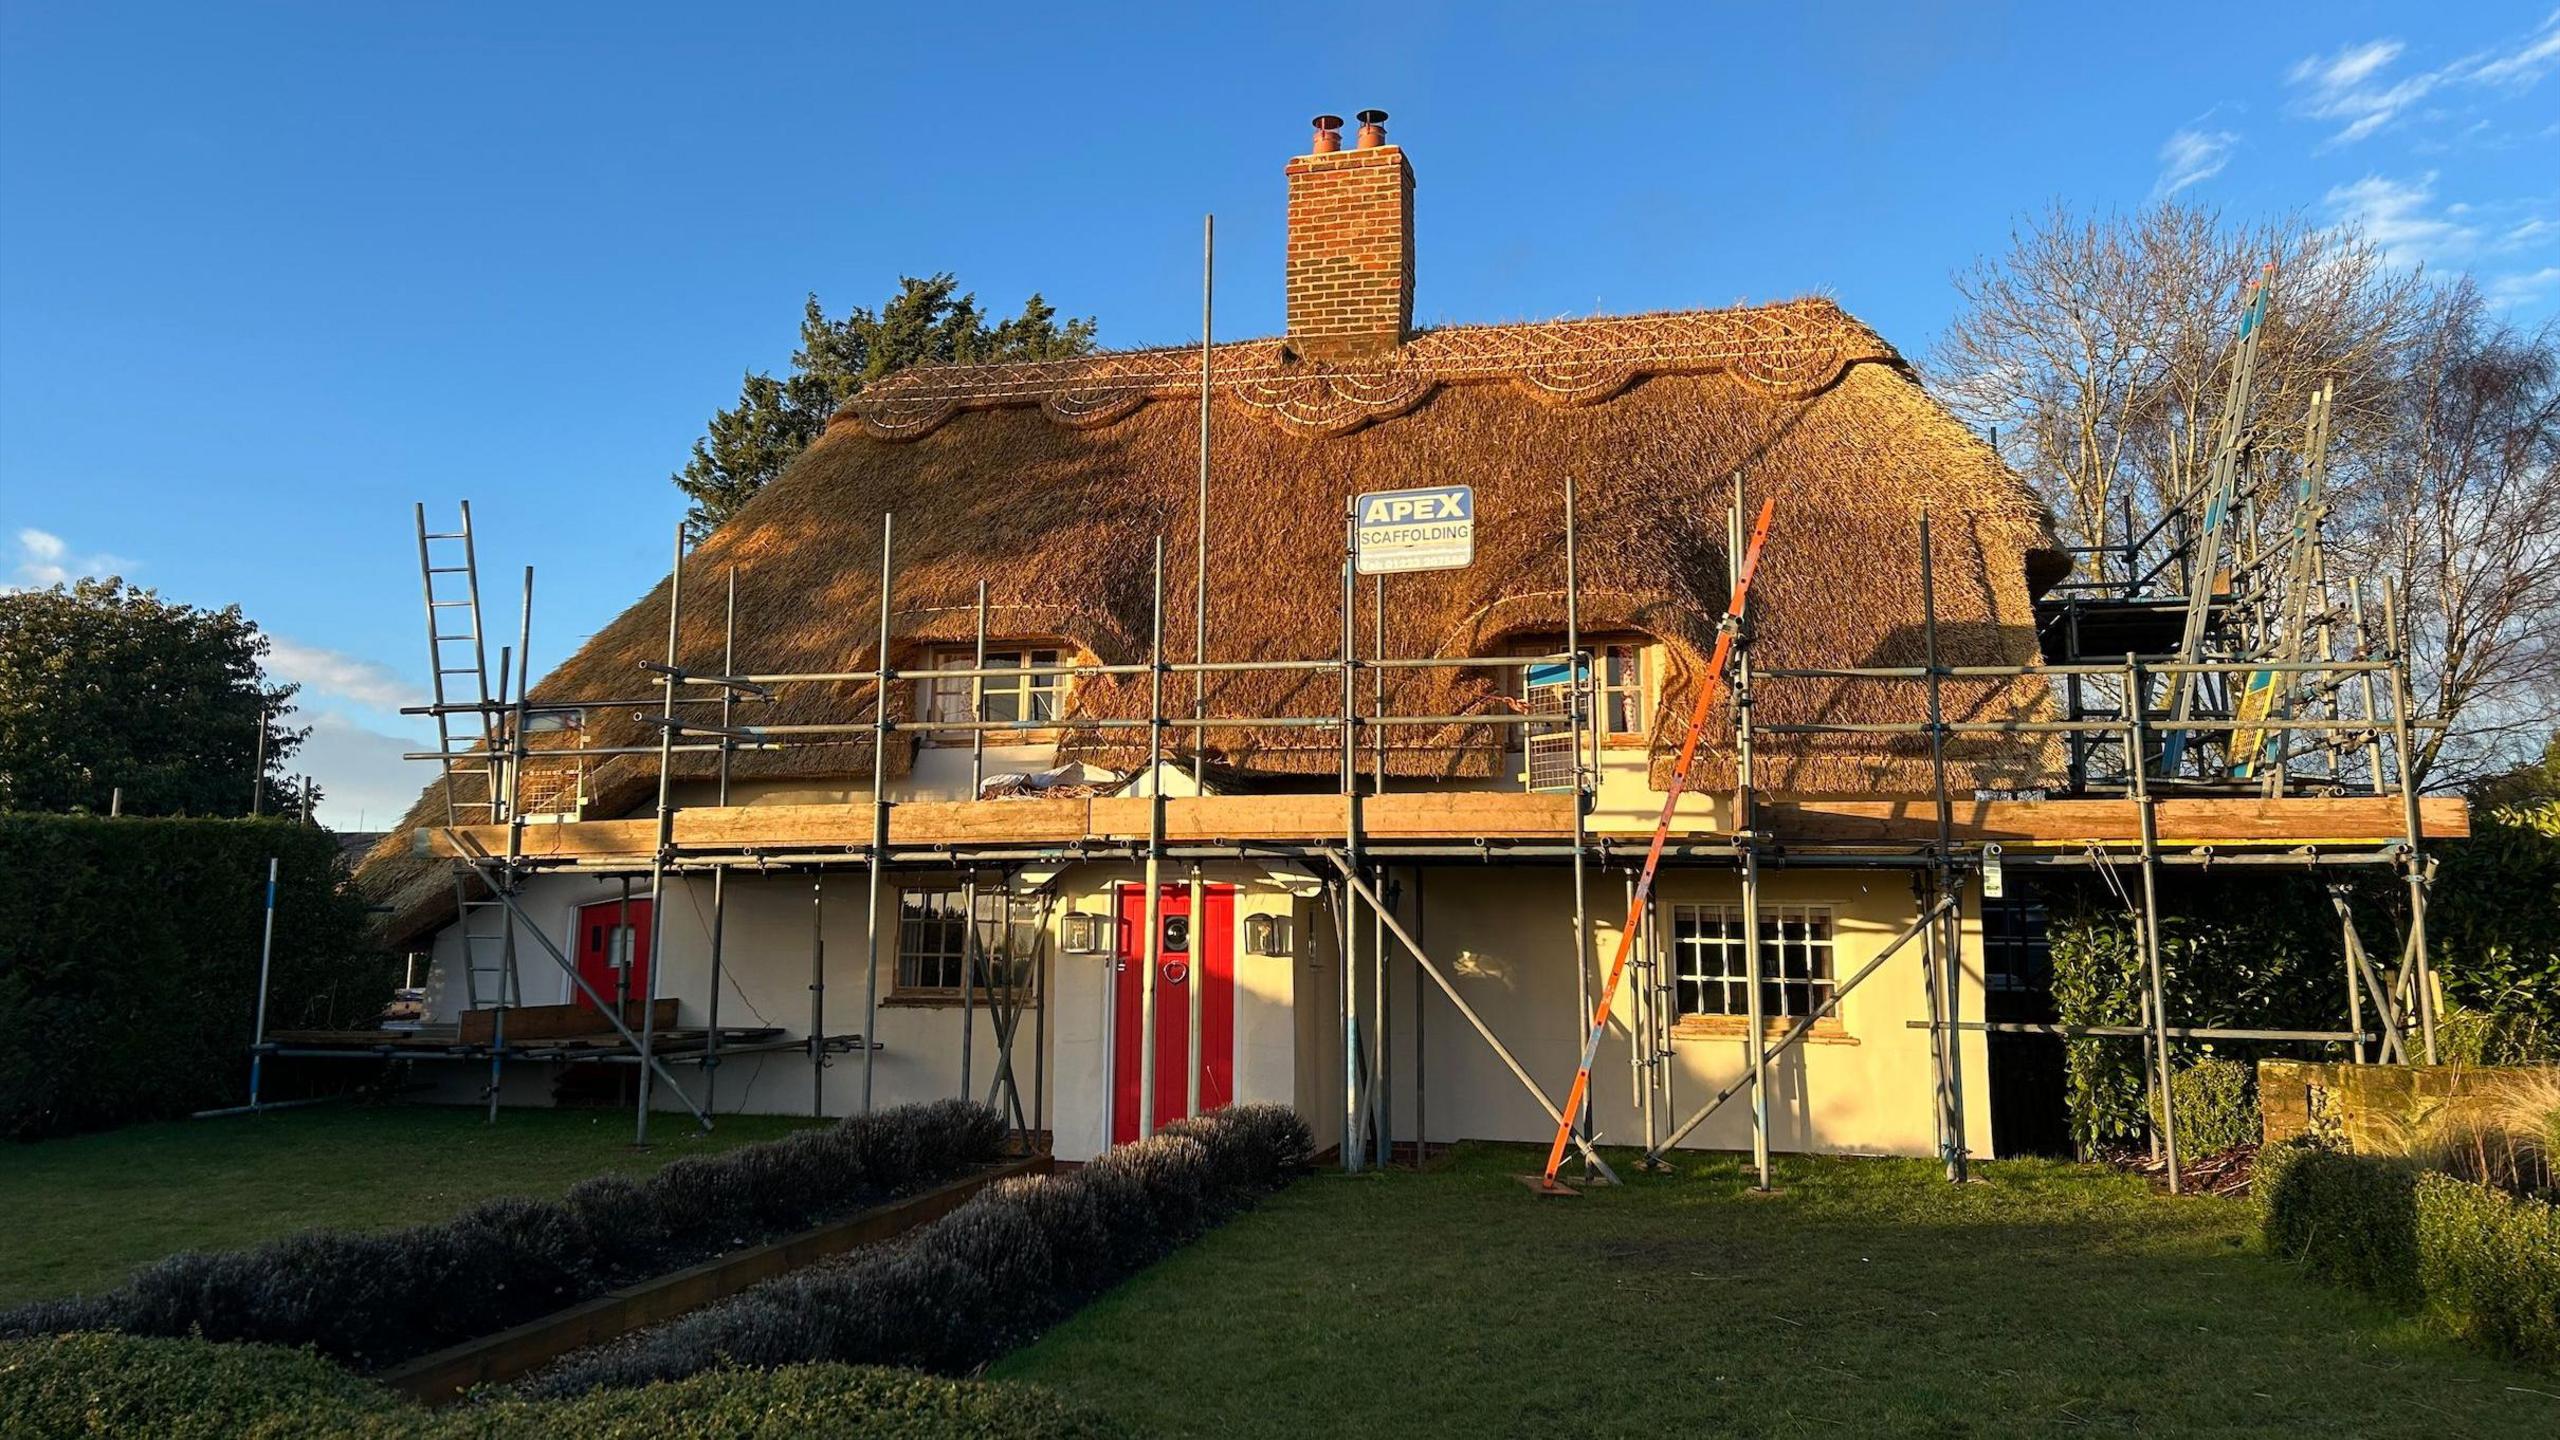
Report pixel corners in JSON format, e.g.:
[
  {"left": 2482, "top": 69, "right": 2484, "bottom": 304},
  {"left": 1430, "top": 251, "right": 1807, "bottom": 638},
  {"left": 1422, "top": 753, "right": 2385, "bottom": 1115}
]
[
  {"left": 842, "top": 301, "right": 1895, "bottom": 440},
  {"left": 355, "top": 296, "right": 2054, "bottom": 945}
]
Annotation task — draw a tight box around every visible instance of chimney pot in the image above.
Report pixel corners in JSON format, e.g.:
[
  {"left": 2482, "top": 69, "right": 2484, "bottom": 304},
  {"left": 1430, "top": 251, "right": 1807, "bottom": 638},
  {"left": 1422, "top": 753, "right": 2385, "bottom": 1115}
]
[
  {"left": 1354, "top": 109, "right": 1388, "bottom": 148},
  {"left": 1311, "top": 114, "right": 1343, "bottom": 154}
]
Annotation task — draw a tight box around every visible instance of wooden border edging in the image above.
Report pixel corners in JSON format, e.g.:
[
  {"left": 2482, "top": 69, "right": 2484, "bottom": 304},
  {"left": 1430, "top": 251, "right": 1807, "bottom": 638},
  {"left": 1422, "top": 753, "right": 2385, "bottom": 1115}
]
[{"left": 379, "top": 1154, "right": 1049, "bottom": 1405}]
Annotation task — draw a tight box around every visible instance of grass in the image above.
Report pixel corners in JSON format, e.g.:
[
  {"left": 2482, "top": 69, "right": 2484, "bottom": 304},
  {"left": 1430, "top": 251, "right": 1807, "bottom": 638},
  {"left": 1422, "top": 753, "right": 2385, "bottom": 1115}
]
[
  {"left": 0, "top": 1102, "right": 817, "bottom": 1307},
  {"left": 996, "top": 1144, "right": 2560, "bottom": 1437}
]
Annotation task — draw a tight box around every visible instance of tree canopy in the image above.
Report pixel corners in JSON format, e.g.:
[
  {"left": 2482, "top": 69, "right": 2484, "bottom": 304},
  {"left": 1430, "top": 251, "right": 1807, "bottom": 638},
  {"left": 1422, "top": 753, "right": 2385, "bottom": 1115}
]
[
  {"left": 0, "top": 578, "right": 311, "bottom": 817},
  {"left": 675, "top": 276, "right": 1096, "bottom": 535}
]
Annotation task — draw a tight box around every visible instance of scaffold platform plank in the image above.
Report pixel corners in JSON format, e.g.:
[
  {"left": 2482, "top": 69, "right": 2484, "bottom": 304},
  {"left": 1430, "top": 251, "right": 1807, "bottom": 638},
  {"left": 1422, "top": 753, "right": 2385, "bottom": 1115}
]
[{"left": 422, "top": 790, "right": 2466, "bottom": 864}]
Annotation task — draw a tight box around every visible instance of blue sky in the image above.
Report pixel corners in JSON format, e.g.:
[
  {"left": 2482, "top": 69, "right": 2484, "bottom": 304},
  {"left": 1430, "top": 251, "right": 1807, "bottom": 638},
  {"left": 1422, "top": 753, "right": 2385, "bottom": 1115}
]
[{"left": 3, "top": 2, "right": 2555, "bottom": 827}]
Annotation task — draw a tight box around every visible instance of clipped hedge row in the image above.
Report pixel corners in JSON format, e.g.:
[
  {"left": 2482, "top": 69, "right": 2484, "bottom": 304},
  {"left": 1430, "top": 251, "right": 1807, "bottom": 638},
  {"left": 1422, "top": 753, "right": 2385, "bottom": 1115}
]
[
  {"left": 0, "top": 815, "right": 391, "bottom": 1138},
  {"left": 0, "top": 1331, "right": 1124, "bottom": 1439},
  {"left": 2259, "top": 1138, "right": 2560, "bottom": 1367},
  {"left": 0, "top": 1100, "right": 1005, "bottom": 1372},
  {"left": 536, "top": 1103, "right": 1314, "bottom": 1396}
]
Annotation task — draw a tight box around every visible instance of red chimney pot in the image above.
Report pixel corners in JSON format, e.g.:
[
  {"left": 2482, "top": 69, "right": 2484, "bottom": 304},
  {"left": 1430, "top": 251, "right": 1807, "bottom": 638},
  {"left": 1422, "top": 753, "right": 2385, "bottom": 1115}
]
[{"left": 1311, "top": 114, "right": 1344, "bottom": 153}]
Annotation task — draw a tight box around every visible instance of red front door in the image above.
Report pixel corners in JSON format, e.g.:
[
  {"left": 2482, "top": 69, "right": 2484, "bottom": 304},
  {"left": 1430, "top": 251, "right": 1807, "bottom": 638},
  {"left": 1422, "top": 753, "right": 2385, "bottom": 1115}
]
[
  {"left": 1112, "top": 883, "right": 1236, "bottom": 1144},
  {"left": 573, "top": 897, "right": 653, "bottom": 1012}
]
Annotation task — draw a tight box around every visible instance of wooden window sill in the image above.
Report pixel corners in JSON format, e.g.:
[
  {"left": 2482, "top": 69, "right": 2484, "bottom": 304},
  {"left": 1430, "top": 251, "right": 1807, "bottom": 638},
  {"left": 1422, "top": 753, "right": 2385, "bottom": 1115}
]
[
  {"left": 882, "top": 992, "right": 1042, "bottom": 1011},
  {"left": 1672, "top": 1017, "right": 1858, "bottom": 1046}
]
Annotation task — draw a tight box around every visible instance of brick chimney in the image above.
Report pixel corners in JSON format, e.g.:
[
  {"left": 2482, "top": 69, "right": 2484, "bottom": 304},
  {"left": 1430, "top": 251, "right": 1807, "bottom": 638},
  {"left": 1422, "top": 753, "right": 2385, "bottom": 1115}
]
[{"left": 1285, "top": 110, "right": 1413, "bottom": 361}]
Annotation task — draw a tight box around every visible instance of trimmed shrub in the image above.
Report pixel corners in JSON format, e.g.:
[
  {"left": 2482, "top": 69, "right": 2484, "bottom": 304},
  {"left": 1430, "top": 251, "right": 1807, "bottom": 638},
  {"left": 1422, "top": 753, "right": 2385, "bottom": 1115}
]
[
  {"left": 2258, "top": 1140, "right": 2422, "bottom": 1306},
  {"left": 0, "top": 1331, "right": 410, "bottom": 1440},
  {"left": 2156, "top": 1056, "right": 2257, "bottom": 1155},
  {"left": 0, "top": 1101, "right": 1007, "bottom": 1372},
  {"left": 2262, "top": 1138, "right": 2560, "bottom": 1368},
  {"left": 2415, "top": 1171, "right": 2560, "bottom": 1368},
  {"left": 0, "top": 815, "right": 392, "bottom": 1139},
  {"left": 0, "top": 1332, "right": 1124, "bottom": 1439},
  {"left": 534, "top": 1103, "right": 1312, "bottom": 1396}
]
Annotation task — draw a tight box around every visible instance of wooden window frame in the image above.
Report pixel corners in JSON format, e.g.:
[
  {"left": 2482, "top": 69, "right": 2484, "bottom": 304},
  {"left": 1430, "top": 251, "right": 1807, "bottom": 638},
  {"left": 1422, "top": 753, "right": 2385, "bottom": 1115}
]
[
  {"left": 889, "top": 884, "right": 1043, "bottom": 1007},
  {"left": 920, "top": 645, "right": 1072, "bottom": 745},
  {"left": 1667, "top": 902, "right": 1853, "bottom": 1043},
  {"left": 1506, "top": 635, "right": 1652, "bottom": 748}
]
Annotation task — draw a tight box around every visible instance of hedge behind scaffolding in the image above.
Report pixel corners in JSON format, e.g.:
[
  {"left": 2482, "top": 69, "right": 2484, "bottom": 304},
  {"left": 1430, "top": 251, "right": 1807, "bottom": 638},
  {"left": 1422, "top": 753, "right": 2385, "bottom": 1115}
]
[{"left": 0, "top": 814, "right": 389, "bottom": 1138}]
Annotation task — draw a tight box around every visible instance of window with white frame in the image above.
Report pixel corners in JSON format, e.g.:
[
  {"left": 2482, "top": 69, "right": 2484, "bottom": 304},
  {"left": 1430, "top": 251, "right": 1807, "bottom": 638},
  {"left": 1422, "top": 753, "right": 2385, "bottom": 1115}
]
[
  {"left": 1670, "top": 903, "right": 1836, "bottom": 1020},
  {"left": 1506, "top": 638, "right": 1648, "bottom": 739},
  {"left": 894, "top": 886, "right": 1044, "bottom": 997},
  {"left": 922, "top": 647, "right": 1069, "bottom": 734}
]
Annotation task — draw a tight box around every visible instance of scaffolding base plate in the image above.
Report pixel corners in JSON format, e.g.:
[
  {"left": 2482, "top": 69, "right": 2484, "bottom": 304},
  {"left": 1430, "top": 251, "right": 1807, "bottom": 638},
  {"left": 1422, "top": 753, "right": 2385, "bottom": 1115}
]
[{"left": 1517, "top": 1173, "right": 1582, "bottom": 1198}]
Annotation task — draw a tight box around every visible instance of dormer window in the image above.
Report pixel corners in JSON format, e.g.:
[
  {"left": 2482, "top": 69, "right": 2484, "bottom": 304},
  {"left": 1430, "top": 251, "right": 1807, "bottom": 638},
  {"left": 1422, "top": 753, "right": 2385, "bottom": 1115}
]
[
  {"left": 1507, "top": 637, "right": 1652, "bottom": 742},
  {"left": 922, "top": 646, "right": 1070, "bottom": 736}
]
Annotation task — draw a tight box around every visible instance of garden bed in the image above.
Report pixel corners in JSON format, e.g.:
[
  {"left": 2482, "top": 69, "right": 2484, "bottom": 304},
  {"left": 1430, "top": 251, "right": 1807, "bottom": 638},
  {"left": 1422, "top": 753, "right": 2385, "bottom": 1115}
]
[
  {"left": 0, "top": 1099, "right": 1010, "bottom": 1374},
  {"left": 530, "top": 1104, "right": 1315, "bottom": 1396}
]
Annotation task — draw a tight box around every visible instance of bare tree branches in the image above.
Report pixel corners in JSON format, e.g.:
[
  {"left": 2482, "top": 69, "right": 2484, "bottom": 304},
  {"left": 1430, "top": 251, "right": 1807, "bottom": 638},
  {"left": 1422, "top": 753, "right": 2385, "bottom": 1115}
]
[{"left": 1934, "top": 204, "right": 2560, "bottom": 786}]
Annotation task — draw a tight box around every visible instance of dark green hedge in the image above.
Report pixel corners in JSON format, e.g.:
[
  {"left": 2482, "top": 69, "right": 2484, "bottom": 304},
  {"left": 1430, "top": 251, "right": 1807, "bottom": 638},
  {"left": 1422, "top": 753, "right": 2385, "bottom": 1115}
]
[
  {"left": 2260, "top": 1139, "right": 2560, "bottom": 1368},
  {"left": 0, "top": 815, "right": 391, "bottom": 1138},
  {"left": 0, "top": 1332, "right": 1124, "bottom": 1439}
]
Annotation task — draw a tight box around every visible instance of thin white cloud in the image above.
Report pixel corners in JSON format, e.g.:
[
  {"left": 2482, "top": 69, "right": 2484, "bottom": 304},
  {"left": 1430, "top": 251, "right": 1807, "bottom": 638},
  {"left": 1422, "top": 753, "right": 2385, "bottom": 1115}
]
[
  {"left": 2154, "top": 125, "right": 2240, "bottom": 196},
  {"left": 2290, "top": 38, "right": 2404, "bottom": 93},
  {"left": 2326, "top": 172, "right": 2480, "bottom": 268},
  {"left": 2467, "top": 9, "right": 2560, "bottom": 88},
  {"left": 264, "top": 636, "right": 427, "bottom": 712},
  {"left": 294, "top": 711, "right": 434, "bottom": 832},
  {"left": 2287, "top": 14, "right": 2560, "bottom": 146},
  {"left": 2488, "top": 265, "right": 2560, "bottom": 305},
  {"left": 8, "top": 527, "right": 130, "bottom": 590}
]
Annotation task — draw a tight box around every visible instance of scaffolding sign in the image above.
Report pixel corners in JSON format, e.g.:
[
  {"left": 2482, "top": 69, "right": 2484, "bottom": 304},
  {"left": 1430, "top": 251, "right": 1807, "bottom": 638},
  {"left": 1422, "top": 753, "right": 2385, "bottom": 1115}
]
[{"left": 1354, "top": 485, "right": 1474, "bottom": 574}]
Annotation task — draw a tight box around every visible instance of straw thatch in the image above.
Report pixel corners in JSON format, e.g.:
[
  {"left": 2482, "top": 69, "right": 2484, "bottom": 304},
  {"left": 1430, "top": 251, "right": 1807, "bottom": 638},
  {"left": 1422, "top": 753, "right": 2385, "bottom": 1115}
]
[{"left": 356, "top": 299, "right": 2058, "bottom": 942}]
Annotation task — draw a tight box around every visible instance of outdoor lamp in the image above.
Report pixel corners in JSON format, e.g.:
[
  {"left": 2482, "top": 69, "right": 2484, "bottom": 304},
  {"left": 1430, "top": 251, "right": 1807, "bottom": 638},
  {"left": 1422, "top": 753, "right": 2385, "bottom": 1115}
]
[
  {"left": 1244, "top": 912, "right": 1285, "bottom": 956},
  {"left": 1061, "top": 912, "right": 1105, "bottom": 955}
]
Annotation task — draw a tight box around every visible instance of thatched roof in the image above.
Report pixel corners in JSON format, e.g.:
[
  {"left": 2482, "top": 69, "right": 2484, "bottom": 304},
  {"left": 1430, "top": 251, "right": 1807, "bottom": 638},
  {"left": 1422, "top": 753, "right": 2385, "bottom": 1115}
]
[{"left": 356, "top": 298, "right": 2058, "bottom": 941}]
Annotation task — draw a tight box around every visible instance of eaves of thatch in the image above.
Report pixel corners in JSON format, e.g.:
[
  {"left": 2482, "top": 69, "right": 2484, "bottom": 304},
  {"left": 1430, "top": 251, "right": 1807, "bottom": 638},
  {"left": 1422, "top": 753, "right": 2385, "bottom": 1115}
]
[{"left": 355, "top": 297, "right": 2059, "bottom": 945}]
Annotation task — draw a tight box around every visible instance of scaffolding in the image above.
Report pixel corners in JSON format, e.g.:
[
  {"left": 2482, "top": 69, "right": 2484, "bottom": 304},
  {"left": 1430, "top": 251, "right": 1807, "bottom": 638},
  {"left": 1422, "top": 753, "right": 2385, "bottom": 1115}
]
[{"left": 299, "top": 274, "right": 2451, "bottom": 1189}]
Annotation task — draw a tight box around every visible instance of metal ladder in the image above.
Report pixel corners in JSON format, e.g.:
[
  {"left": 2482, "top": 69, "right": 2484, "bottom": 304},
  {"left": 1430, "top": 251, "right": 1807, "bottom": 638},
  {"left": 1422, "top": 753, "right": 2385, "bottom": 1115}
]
[
  {"left": 2159, "top": 263, "right": 2276, "bottom": 773},
  {"left": 414, "top": 502, "right": 521, "bottom": 1011}
]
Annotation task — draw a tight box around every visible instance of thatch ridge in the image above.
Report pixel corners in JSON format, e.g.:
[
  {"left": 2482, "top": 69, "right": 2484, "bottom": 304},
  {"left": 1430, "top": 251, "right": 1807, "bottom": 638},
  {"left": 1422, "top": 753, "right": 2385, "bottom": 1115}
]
[
  {"left": 355, "top": 297, "right": 2052, "bottom": 944},
  {"left": 842, "top": 298, "right": 1901, "bottom": 440}
]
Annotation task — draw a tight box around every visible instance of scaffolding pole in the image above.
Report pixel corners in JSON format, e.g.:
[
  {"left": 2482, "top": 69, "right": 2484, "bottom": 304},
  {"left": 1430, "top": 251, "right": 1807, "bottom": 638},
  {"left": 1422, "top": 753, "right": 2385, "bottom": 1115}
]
[
  {"left": 1735, "top": 486, "right": 1771, "bottom": 1190},
  {"left": 705, "top": 568, "right": 736, "bottom": 1112},
  {"left": 962, "top": 581, "right": 988, "bottom": 1103},
  {"left": 632, "top": 523, "right": 687, "bottom": 1145},
  {"left": 1918, "top": 512, "right": 1967, "bottom": 1183},
  {"left": 2126, "top": 655, "right": 2181, "bottom": 1193},
  {"left": 2381, "top": 590, "right": 2438, "bottom": 1063},
  {"left": 1139, "top": 538, "right": 1167, "bottom": 1139},
  {"left": 1563, "top": 473, "right": 1595, "bottom": 1174},
  {"left": 860, "top": 514, "right": 893, "bottom": 1113},
  {"left": 1337, "top": 504, "right": 1362, "bottom": 1171},
  {"left": 1328, "top": 854, "right": 1617, "bottom": 1184}
]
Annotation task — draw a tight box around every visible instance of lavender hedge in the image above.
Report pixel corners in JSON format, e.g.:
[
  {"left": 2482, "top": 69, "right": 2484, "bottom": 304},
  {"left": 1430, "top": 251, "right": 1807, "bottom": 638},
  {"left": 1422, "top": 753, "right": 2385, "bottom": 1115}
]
[
  {"left": 0, "top": 1099, "right": 1005, "bottom": 1371},
  {"left": 533, "top": 1104, "right": 1313, "bottom": 1395}
]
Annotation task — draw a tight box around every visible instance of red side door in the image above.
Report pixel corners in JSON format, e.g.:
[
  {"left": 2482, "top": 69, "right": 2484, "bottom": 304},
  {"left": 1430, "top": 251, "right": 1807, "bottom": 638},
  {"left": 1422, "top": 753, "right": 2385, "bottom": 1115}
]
[
  {"left": 572, "top": 897, "right": 653, "bottom": 1012},
  {"left": 1111, "top": 883, "right": 1236, "bottom": 1144}
]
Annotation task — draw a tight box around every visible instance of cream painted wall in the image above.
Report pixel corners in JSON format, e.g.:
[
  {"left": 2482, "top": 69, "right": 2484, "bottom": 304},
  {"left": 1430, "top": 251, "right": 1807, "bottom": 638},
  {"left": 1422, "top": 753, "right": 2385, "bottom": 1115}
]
[
  {"left": 416, "top": 859, "right": 1307, "bottom": 1163},
  {"left": 420, "top": 719, "right": 1992, "bottom": 1160},
  {"left": 1322, "top": 863, "right": 1995, "bottom": 1159}
]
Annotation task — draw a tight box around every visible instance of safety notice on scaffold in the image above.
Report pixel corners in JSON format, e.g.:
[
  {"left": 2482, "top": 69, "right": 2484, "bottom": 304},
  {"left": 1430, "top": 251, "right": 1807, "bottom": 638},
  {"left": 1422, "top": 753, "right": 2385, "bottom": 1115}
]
[{"left": 1353, "top": 485, "right": 1475, "bottom": 575}]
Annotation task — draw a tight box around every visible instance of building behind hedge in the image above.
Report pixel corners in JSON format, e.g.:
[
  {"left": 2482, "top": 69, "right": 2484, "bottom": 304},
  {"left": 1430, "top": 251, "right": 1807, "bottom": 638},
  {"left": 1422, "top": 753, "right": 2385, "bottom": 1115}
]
[{"left": 349, "top": 113, "right": 2464, "bottom": 1171}]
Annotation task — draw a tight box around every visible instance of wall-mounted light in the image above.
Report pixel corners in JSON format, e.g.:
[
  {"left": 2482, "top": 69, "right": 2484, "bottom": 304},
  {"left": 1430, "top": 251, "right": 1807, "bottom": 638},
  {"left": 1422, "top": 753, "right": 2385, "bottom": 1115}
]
[
  {"left": 1244, "top": 912, "right": 1287, "bottom": 956},
  {"left": 1062, "top": 912, "right": 1106, "bottom": 955}
]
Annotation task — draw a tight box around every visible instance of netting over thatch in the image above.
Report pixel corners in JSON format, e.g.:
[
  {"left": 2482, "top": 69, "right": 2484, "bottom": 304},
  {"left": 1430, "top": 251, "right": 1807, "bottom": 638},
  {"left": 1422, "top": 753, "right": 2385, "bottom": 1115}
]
[{"left": 356, "top": 297, "right": 2058, "bottom": 942}]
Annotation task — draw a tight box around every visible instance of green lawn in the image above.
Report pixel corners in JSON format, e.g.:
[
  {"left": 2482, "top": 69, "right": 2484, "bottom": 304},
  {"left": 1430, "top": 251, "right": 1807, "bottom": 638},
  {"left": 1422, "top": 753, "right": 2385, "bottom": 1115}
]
[
  {"left": 997, "top": 1144, "right": 2560, "bottom": 1438},
  {"left": 0, "top": 1103, "right": 817, "bottom": 1307}
]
